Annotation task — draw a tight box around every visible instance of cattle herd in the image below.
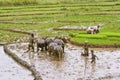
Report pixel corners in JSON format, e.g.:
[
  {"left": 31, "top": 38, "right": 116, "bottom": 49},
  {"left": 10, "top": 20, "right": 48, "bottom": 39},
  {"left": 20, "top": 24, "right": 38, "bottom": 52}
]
[
  {"left": 27, "top": 25, "right": 101, "bottom": 60},
  {"left": 36, "top": 36, "right": 69, "bottom": 60}
]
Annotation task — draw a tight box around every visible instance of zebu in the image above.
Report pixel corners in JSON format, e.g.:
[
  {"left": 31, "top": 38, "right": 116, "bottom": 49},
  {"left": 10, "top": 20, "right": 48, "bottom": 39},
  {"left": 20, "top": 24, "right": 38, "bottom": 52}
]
[{"left": 86, "top": 25, "right": 100, "bottom": 34}]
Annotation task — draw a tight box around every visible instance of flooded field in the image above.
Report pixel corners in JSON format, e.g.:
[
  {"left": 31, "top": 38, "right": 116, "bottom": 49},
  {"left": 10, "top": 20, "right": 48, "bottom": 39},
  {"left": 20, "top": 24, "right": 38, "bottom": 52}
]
[
  {"left": 7, "top": 43, "right": 120, "bottom": 80},
  {"left": 0, "top": 46, "right": 34, "bottom": 80}
]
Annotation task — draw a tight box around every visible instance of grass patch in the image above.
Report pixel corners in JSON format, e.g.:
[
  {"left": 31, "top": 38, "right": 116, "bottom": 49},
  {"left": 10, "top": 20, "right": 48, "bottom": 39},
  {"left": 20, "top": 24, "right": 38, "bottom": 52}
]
[
  {"left": 72, "top": 37, "right": 120, "bottom": 45},
  {"left": 103, "top": 32, "right": 120, "bottom": 37},
  {"left": 75, "top": 34, "right": 107, "bottom": 39},
  {"left": 0, "top": 30, "right": 28, "bottom": 43}
]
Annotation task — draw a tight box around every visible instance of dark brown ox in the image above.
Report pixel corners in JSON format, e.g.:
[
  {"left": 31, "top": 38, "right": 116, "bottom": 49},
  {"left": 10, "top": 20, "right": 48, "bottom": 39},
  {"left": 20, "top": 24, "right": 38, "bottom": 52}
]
[
  {"left": 54, "top": 38, "right": 65, "bottom": 52},
  {"left": 37, "top": 38, "right": 45, "bottom": 52},
  {"left": 53, "top": 45, "right": 64, "bottom": 60},
  {"left": 44, "top": 37, "right": 54, "bottom": 51},
  {"left": 48, "top": 42, "right": 57, "bottom": 56}
]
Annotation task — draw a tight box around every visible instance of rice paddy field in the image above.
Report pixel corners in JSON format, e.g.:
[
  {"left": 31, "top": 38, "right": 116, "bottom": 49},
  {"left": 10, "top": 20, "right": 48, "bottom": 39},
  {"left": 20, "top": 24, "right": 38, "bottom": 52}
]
[{"left": 0, "top": 0, "right": 120, "bottom": 45}]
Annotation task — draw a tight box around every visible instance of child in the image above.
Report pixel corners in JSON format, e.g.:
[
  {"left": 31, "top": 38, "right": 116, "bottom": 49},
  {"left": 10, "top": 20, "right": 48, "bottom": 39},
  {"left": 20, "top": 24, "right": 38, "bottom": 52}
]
[{"left": 91, "top": 50, "right": 99, "bottom": 63}]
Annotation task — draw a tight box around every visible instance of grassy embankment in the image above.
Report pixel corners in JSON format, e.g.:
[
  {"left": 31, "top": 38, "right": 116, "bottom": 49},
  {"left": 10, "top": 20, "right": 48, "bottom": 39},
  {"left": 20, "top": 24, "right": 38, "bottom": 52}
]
[{"left": 0, "top": 0, "right": 120, "bottom": 45}]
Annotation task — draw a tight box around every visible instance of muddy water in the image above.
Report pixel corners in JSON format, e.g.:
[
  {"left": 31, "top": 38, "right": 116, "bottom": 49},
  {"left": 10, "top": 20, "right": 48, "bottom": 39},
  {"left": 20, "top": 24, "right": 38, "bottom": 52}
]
[
  {"left": 0, "top": 46, "right": 34, "bottom": 80},
  {"left": 8, "top": 43, "right": 120, "bottom": 80}
]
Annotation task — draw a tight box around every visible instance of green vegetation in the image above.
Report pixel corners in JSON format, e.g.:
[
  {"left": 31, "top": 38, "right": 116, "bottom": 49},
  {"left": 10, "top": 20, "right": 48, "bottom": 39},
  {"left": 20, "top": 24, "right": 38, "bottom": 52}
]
[
  {"left": 71, "top": 31, "right": 120, "bottom": 44},
  {"left": 0, "top": 30, "right": 28, "bottom": 43},
  {"left": 0, "top": 0, "right": 120, "bottom": 45},
  {"left": 1, "top": 0, "right": 120, "bottom": 6}
]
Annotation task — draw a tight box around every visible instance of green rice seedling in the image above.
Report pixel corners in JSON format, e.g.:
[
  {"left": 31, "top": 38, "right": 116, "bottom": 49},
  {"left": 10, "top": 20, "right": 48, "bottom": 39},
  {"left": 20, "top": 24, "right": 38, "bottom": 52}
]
[{"left": 75, "top": 34, "right": 107, "bottom": 39}]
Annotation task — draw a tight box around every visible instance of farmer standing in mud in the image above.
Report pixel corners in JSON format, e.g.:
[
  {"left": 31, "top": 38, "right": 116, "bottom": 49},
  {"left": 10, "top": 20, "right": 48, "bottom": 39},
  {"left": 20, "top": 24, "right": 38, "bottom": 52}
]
[
  {"left": 25, "top": 33, "right": 35, "bottom": 52},
  {"left": 91, "top": 50, "right": 99, "bottom": 63},
  {"left": 81, "top": 41, "right": 89, "bottom": 56}
]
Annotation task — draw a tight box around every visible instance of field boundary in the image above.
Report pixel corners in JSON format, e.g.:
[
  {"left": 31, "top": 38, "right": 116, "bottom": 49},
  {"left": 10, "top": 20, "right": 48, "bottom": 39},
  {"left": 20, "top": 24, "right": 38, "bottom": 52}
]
[
  {"left": 0, "top": 28, "right": 32, "bottom": 35},
  {"left": 53, "top": 27, "right": 86, "bottom": 31},
  {"left": 0, "top": 20, "right": 119, "bottom": 25},
  {"left": 0, "top": 42, "right": 7, "bottom": 45},
  {"left": 58, "top": 20, "right": 120, "bottom": 23},
  {"left": 0, "top": 21, "right": 48, "bottom": 25},
  {"left": 70, "top": 40, "right": 120, "bottom": 48}
]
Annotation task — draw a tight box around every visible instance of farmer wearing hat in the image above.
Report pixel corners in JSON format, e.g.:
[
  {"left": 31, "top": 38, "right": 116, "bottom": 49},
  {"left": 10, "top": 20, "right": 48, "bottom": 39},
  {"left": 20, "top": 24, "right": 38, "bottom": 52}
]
[
  {"left": 81, "top": 40, "right": 89, "bottom": 56},
  {"left": 25, "top": 33, "right": 35, "bottom": 52}
]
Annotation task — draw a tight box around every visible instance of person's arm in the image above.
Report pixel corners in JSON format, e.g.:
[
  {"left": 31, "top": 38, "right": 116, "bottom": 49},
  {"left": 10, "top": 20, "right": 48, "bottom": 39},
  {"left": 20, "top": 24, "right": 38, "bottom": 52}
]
[{"left": 95, "top": 55, "right": 99, "bottom": 60}]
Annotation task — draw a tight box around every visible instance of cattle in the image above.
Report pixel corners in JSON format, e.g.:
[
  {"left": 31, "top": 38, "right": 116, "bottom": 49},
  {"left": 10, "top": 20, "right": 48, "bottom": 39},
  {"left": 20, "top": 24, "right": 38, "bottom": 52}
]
[{"left": 86, "top": 25, "right": 100, "bottom": 34}]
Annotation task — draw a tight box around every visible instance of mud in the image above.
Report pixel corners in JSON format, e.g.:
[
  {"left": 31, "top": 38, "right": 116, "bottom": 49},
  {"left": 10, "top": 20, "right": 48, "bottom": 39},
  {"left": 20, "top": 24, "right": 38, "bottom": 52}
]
[
  {"left": 7, "top": 43, "right": 120, "bottom": 80},
  {"left": 0, "top": 46, "right": 34, "bottom": 80}
]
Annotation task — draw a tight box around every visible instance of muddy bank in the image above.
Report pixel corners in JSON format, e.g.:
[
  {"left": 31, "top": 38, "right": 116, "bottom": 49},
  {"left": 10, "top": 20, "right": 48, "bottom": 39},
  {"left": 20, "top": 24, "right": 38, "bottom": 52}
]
[
  {"left": 0, "top": 21, "right": 48, "bottom": 25},
  {"left": 57, "top": 20, "right": 119, "bottom": 23},
  {"left": 4, "top": 44, "right": 42, "bottom": 80},
  {"left": 0, "top": 28, "right": 32, "bottom": 35},
  {"left": 6, "top": 43, "right": 120, "bottom": 80},
  {"left": 0, "top": 42, "right": 7, "bottom": 45},
  {"left": 53, "top": 25, "right": 86, "bottom": 31},
  {"left": 53, "top": 27, "right": 85, "bottom": 31},
  {"left": 70, "top": 40, "right": 120, "bottom": 48},
  {"left": 0, "top": 46, "right": 34, "bottom": 80}
]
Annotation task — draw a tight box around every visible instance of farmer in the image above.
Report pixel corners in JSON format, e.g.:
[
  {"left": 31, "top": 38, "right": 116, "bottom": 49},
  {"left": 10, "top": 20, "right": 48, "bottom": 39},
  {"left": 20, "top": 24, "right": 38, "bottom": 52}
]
[
  {"left": 81, "top": 40, "right": 89, "bottom": 56},
  {"left": 91, "top": 50, "right": 99, "bottom": 63},
  {"left": 25, "top": 33, "right": 35, "bottom": 52}
]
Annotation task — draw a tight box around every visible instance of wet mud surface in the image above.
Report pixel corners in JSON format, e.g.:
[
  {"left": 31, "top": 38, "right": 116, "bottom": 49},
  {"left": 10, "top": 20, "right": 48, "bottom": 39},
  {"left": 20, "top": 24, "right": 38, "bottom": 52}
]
[
  {"left": 7, "top": 43, "right": 120, "bottom": 80},
  {"left": 0, "top": 46, "right": 34, "bottom": 80}
]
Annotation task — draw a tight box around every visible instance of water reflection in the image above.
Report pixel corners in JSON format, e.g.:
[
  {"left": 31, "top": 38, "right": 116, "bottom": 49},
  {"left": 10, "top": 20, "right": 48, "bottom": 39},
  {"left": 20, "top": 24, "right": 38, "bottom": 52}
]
[
  {"left": 83, "top": 57, "right": 89, "bottom": 80},
  {"left": 90, "top": 63, "right": 96, "bottom": 79},
  {"left": 82, "top": 55, "right": 97, "bottom": 79},
  {"left": 49, "top": 53, "right": 64, "bottom": 68},
  {"left": 52, "top": 60, "right": 63, "bottom": 68},
  {"left": 29, "top": 52, "right": 35, "bottom": 67}
]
